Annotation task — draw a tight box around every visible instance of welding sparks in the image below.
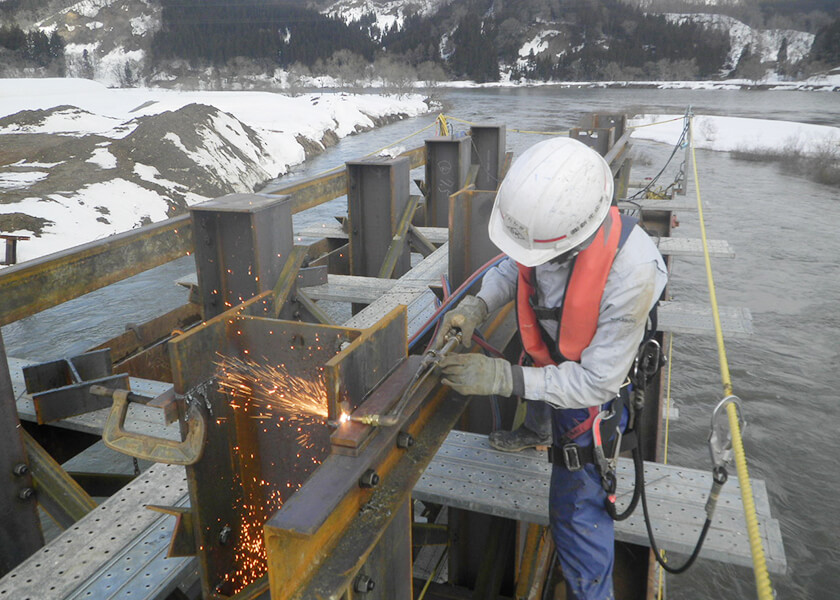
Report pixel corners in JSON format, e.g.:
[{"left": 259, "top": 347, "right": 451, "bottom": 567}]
[
  {"left": 214, "top": 354, "right": 329, "bottom": 420},
  {"left": 213, "top": 353, "right": 333, "bottom": 594}
]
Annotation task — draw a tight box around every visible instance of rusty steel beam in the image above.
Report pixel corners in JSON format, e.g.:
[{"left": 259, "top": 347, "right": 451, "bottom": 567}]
[
  {"left": 0, "top": 331, "right": 44, "bottom": 576},
  {"left": 23, "top": 429, "right": 97, "bottom": 530},
  {"left": 267, "top": 146, "right": 426, "bottom": 213},
  {"left": 264, "top": 303, "right": 517, "bottom": 600},
  {"left": 166, "top": 301, "right": 405, "bottom": 598},
  {"left": 0, "top": 215, "right": 192, "bottom": 327}
]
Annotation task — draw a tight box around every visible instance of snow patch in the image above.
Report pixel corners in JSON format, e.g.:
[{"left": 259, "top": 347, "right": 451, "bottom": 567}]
[
  {"left": 519, "top": 30, "right": 560, "bottom": 59},
  {"left": 0, "top": 180, "right": 170, "bottom": 261},
  {"left": 87, "top": 147, "right": 117, "bottom": 168},
  {"left": 0, "top": 172, "right": 49, "bottom": 190},
  {"left": 630, "top": 114, "right": 840, "bottom": 156},
  {"left": 130, "top": 15, "right": 155, "bottom": 36},
  {"left": 665, "top": 13, "right": 814, "bottom": 69}
]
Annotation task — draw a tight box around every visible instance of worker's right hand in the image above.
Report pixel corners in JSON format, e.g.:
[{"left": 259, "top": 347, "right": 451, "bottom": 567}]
[{"left": 433, "top": 295, "right": 488, "bottom": 350}]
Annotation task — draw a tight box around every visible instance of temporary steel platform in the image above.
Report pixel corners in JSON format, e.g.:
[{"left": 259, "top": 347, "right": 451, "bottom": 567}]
[{"left": 0, "top": 113, "right": 784, "bottom": 600}]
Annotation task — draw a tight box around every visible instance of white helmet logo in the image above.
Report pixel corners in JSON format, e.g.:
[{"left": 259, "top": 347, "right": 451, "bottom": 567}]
[{"left": 501, "top": 212, "right": 528, "bottom": 242}]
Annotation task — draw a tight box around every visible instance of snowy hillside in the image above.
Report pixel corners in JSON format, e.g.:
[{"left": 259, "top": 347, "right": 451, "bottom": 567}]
[
  {"left": 324, "top": 0, "right": 451, "bottom": 33},
  {"left": 666, "top": 13, "right": 815, "bottom": 69},
  {"left": 0, "top": 79, "right": 434, "bottom": 264},
  {"left": 37, "top": 0, "right": 159, "bottom": 86}
]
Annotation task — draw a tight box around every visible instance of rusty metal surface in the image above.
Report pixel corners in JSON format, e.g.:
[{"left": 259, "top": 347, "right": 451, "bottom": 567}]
[
  {"left": 169, "top": 312, "right": 366, "bottom": 598},
  {"left": 570, "top": 126, "right": 615, "bottom": 157},
  {"left": 324, "top": 306, "right": 407, "bottom": 422},
  {"left": 23, "top": 349, "right": 131, "bottom": 424},
  {"left": 329, "top": 355, "right": 418, "bottom": 453},
  {"left": 469, "top": 125, "right": 506, "bottom": 191},
  {"left": 265, "top": 375, "right": 465, "bottom": 600},
  {"left": 448, "top": 189, "right": 498, "bottom": 292},
  {"left": 191, "top": 194, "right": 294, "bottom": 320},
  {"left": 424, "top": 137, "right": 471, "bottom": 227},
  {"left": 0, "top": 214, "right": 192, "bottom": 327},
  {"left": 90, "top": 303, "right": 202, "bottom": 382},
  {"left": 347, "top": 158, "right": 412, "bottom": 281},
  {"left": 23, "top": 429, "right": 97, "bottom": 529},
  {"left": 0, "top": 331, "right": 44, "bottom": 576}
]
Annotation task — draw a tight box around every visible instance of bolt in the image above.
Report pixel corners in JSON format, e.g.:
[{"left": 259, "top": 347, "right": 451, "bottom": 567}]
[
  {"left": 18, "top": 488, "right": 34, "bottom": 501},
  {"left": 219, "top": 525, "right": 232, "bottom": 545},
  {"left": 353, "top": 574, "right": 375, "bottom": 594},
  {"left": 359, "top": 469, "right": 379, "bottom": 488},
  {"left": 396, "top": 432, "right": 415, "bottom": 449},
  {"left": 12, "top": 463, "right": 29, "bottom": 476}
]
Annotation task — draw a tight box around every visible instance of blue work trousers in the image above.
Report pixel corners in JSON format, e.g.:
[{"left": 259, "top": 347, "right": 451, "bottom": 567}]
[{"left": 546, "top": 400, "right": 627, "bottom": 600}]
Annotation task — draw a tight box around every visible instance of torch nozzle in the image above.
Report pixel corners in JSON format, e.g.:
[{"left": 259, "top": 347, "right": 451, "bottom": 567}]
[{"left": 349, "top": 414, "right": 400, "bottom": 427}]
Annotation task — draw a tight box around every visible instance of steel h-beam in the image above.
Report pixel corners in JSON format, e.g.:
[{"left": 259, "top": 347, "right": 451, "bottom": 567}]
[
  {"left": 447, "top": 189, "right": 498, "bottom": 292},
  {"left": 190, "top": 194, "right": 294, "bottom": 320},
  {"left": 424, "top": 136, "right": 471, "bottom": 227},
  {"left": 346, "top": 157, "right": 412, "bottom": 280},
  {"left": 0, "top": 331, "right": 44, "bottom": 576},
  {"left": 468, "top": 125, "right": 506, "bottom": 191}
]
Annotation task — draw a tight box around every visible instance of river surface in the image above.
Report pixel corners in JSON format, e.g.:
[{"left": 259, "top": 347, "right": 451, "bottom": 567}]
[{"left": 4, "top": 87, "right": 839, "bottom": 599}]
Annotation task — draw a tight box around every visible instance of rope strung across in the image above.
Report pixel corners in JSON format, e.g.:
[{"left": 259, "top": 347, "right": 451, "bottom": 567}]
[{"left": 689, "top": 115, "right": 775, "bottom": 600}]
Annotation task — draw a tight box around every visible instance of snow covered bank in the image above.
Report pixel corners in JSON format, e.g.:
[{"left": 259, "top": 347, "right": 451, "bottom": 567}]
[
  {"left": 629, "top": 114, "right": 840, "bottom": 156},
  {"left": 0, "top": 78, "right": 435, "bottom": 265}
]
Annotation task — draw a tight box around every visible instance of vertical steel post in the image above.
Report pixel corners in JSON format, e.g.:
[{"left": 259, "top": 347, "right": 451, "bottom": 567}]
[
  {"left": 468, "top": 125, "right": 506, "bottom": 191},
  {"left": 570, "top": 126, "right": 615, "bottom": 157},
  {"left": 0, "top": 331, "right": 44, "bottom": 576},
  {"left": 448, "top": 189, "right": 498, "bottom": 293},
  {"left": 424, "top": 136, "right": 471, "bottom": 227},
  {"left": 346, "top": 157, "right": 412, "bottom": 280},
  {"left": 190, "top": 194, "right": 294, "bottom": 320}
]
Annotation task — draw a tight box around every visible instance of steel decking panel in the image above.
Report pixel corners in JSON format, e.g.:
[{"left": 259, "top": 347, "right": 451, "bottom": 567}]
[
  {"left": 658, "top": 301, "right": 753, "bottom": 337},
  {"left": 0, "top": 464, "right": 193, "bottom": 600},
  {"left": 414, "top": 430, "right": 786, "bottom": 574}
]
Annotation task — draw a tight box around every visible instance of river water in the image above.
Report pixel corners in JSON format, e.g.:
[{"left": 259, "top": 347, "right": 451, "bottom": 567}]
[{"left": 3, "top": 87, "right": 839, "bottom": 599}]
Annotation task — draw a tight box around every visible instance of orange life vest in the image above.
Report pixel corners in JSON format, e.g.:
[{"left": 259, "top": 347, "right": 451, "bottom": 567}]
[{"left": 516, "top": 206, "right": 623, "bottom": 366}]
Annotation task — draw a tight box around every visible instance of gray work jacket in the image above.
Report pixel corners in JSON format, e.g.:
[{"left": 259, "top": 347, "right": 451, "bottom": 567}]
[{"left": 477, "top": 226, "right": 668, "bottom": 410}]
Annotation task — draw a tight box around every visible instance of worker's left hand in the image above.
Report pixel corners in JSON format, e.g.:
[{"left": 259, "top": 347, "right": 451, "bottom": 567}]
[{"left": 438, "top": 354, "right": 513, "bottom": 397}]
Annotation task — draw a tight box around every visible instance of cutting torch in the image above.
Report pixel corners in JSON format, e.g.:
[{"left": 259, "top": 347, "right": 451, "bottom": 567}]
[{"left": 349, "top": 329, "right": 462, "bottom": 427}]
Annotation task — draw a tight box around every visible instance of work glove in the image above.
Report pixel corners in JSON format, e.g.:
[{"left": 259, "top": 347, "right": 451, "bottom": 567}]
[
  {"left": 433, "top": 295, "right": 488, "bottom": 351},
  {"left": 438, "top": 353, "right": 513, "bottom": 397}
]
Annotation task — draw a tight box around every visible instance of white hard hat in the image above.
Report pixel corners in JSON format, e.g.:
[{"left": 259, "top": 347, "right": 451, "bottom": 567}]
[{"left": 488, "top": 137, "right": 614, "bottom": 267}]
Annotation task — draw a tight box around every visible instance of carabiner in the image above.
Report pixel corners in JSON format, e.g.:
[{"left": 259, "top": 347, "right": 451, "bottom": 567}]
[{"left": 708, "top": 395, "right": 746, "bottom": 471}]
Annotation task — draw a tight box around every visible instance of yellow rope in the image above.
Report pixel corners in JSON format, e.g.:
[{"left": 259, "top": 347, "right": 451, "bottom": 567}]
[
  {"left": 437, "top": 113, "right": 450, "bottom": 136},
  {"left": 689, "top": 116, "right": 774, "bottom": 600},
  {"left": 444, "top": 114, "right": 569, "bottom": 136},
  {"left": 629, "top": 116, "right": 686, "bottom": 129},
  {"left": 656, "top": 333, "right": 675, "bottom": 599}
]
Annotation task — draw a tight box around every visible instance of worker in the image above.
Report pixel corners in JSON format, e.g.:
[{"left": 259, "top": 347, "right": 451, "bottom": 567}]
[{"left": 435, "top": 137, "right": 667, "bottom": 600}]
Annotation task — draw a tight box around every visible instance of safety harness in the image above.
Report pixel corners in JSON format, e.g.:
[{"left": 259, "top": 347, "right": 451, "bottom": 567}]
[{"left": 515, "top": 207, "right": 663, "bottom": 520}]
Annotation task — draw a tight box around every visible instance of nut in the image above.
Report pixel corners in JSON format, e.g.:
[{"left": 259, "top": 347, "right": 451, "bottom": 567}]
[
  {"left": 396, "top": 432, "right": 415, "bottom": 449},
  {"left": 359, "top": 469, "right": 379, "bottom": 488},
  {"left": 353, "top": 574, "right": 375, "bottom": 593}
]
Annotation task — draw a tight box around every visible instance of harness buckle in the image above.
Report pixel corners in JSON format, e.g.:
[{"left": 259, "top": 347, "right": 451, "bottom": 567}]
[{"left": 561, "top": 443, "right": 583, "bottom": 471}]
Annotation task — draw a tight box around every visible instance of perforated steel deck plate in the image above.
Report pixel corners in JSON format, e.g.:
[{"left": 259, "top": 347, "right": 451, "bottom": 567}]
[
  {"left": 413, "top": 430, "right": 786, "bottom": 574},
  {"left": 0, "top": 464, "right": 194, "bottom": 600},
  {"left": 657, "top": 237, "right": 734, "bottom": 258},
  {"left": 658, "top": 301, "right": 753, "bottom": 337}
]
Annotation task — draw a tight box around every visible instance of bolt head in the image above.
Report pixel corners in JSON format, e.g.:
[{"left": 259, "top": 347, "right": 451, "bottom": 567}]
[
  {"left": 359, "top": 469, "right": 379, "bottom": 488},
  {"left": 12, "top": 463, "right": 29, "bottom": 476},
  {"left": 396, "top": 432, "right": 415, "bottom": 449},
  {"left": 353, "top": 574, "right": 375, "bottom": 593},
  {"left": 18, "top": 487, "right": 34, "bottom": 501}
]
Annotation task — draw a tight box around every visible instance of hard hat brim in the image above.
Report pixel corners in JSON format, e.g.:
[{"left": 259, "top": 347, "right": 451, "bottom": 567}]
[{"left": 488, "top": 207, "right": 562, "bottom": 268}]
